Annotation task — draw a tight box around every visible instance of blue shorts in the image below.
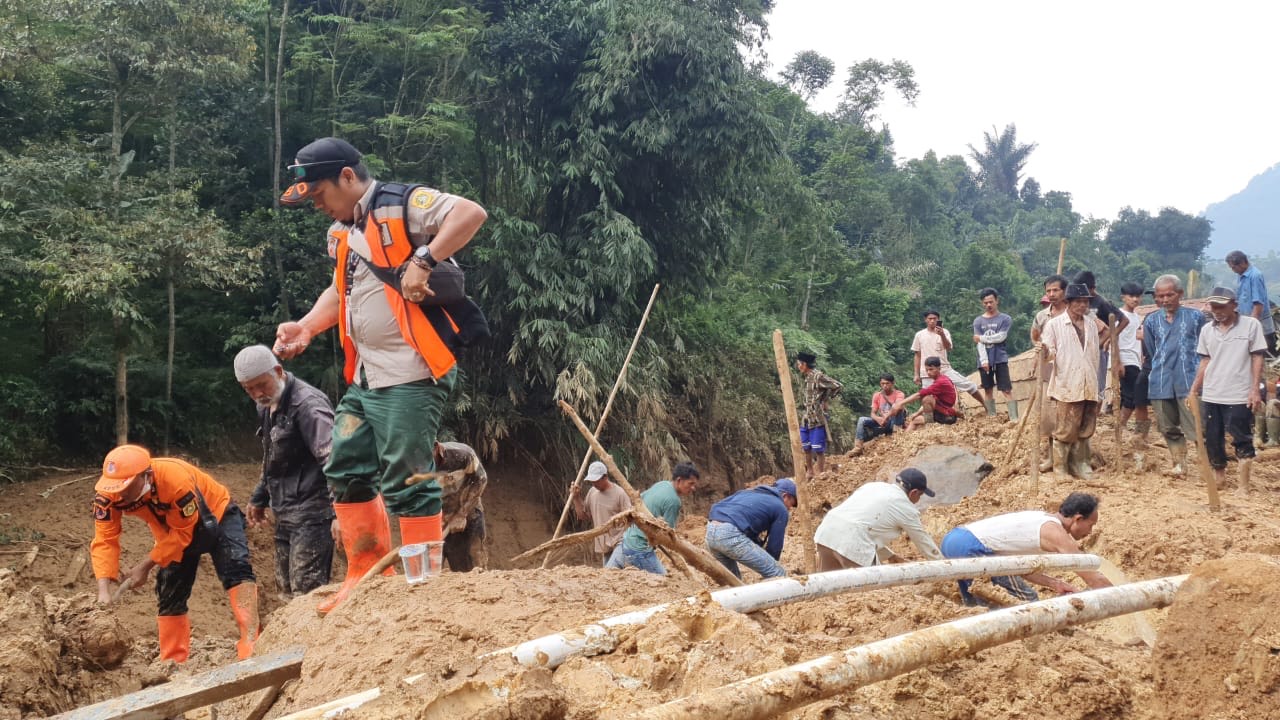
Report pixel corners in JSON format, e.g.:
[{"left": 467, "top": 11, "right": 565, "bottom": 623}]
[
  {"left": 800, "top": 425, "right": 828, "bottom": 454},
  {"left": 941, "top": 527, "right": 1038, "bottom": 606}
]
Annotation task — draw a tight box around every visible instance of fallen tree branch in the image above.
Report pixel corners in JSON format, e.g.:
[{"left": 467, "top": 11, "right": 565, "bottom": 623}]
[
  {"left": 558, "top": 399, "right": 743, "bottom": 587},
  {"left": 40, "top": 474, "right": 97, "bottom": 499},
  {"left": 510, "top": 511, "right": 632, "bottom": 564}
]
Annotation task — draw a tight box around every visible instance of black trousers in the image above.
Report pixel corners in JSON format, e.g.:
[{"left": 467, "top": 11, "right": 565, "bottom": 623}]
[
  {"left": 273, "top": 514, "right": 334, "bottom": 596},
  {"left": 156, "top": 503, "right": 255, "bottom": 615},
  {"left": 1201, "top": 401, "right": 1255, "bottom": 470}
]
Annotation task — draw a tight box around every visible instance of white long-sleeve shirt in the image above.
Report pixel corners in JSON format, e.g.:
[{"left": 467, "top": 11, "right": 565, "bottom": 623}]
[{"left": 813, "top": 481, "right": 942, "bottom": 567}]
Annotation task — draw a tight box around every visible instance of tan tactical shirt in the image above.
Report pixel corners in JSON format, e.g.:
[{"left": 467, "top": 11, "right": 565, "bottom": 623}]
[{"left": 331, "top": 181, "right": 459, "bottom": 388}]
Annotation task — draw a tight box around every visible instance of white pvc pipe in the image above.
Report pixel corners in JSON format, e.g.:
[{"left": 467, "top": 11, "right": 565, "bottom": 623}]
[
  {"left": 629, "top": 575, "right": 1187, "bottom": 720},
  {"left": 269, "top": 555, "right": 1100, "bottom": 718},
  {"left": 493, "top": 554, "right": 1101, "bottom": 669}
]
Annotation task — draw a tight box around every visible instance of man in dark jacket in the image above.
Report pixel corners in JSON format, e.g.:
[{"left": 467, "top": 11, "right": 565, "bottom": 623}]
[
  {"left": 704, "top": 478, "right": 796, "bottom": 580},
  {"left": 235, "top": 345, "right": 336, "bottom": 599}
]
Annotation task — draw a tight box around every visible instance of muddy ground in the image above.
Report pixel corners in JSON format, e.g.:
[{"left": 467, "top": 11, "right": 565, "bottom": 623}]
[{"left": 1, "top": 411, "right": 1278, "bottom": 718}]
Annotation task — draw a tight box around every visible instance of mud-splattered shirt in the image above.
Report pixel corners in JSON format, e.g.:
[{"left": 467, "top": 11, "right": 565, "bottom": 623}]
[{"left": 801, "top": 368, "right": 843, "bottom": 428}]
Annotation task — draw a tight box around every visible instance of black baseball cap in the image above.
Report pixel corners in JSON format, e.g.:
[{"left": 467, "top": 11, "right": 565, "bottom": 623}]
[
  {"left": 895, "top": 468, "right": 935, "bottom": 497},
  {"left": 280, "top": 138, "right": 363, "bottom": 206}
]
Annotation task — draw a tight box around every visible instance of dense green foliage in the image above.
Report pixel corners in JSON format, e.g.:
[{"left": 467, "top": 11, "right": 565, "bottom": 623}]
[{"left": 0, "top": 0, "right": 1212, "bottom": 488}]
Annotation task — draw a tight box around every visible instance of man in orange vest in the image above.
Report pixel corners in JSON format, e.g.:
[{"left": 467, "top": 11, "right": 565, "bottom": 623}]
[
  {"left": 92, "top": 445, "right": 259, "bottom": 663},
  {"left": 274, "top": 138, "right": 487, "bottom": 614}
]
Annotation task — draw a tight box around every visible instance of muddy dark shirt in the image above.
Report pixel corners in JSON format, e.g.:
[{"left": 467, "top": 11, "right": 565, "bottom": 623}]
[{"left": 249, "top": 374, "right": 336, "bottom": 522}]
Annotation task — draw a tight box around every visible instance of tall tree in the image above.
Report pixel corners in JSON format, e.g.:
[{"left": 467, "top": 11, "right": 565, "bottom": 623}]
[
  {"left": 835, "top": 58, "right": 918, "bottom": 127},
  {"left": 968, "top": 123, "right": 1037, "bottom": 198}
]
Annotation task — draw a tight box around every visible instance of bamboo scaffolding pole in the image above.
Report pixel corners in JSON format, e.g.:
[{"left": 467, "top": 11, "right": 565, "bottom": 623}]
[
  {"left": 558, "top": 400, "right": 743, "bottom": 587},
  {"left": 272, "top": 556, "right": 1106, "bottom": 719},
  {"left": 543, "top": 284, "right": 661, "bottom": 567},
  {"left": 770, "top": 330, "right": 815, "bottom": 573},
  {"left": 630, "top": 575, "right": 1186, "bottom": 720},
  {"left": 1111, "top": 314, "right": 1123, "bottom": 469},
  {"left": 1056, "top": 237, "right": 1066, "bottom": 274}
]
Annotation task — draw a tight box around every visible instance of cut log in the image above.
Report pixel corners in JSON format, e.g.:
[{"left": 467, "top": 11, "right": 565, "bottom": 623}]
[{"left": 49, "top": 647, "right": 305, "bottom": 720}]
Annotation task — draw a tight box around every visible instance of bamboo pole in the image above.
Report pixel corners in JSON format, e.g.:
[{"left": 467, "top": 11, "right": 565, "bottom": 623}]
[
  {"left": 1186, "top": 398, "right": 1221, "bottom": 511},
  {"left": 770, "top": 330, "right": 815, "bottom": 574},
  {"left": 1056, "top": 237, "right": 1067, "bottom": 274},
  {"left": 1111, "top": 314, "right": 1123, "bottom": 469},
  {"left": 543, "top": 284, "right": 661, "bottom": 567},
  {"left": 557, "top": 400, "right": 743, "bottom": 587},
  {"left": 629, "top": 576, "right": 1187, "bottom": 720}
]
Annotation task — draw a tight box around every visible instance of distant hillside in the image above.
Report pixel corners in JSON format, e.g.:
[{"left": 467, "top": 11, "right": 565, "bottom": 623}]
[{"left": 1204, "top": 162, "right": 1280, "bottom": 260}]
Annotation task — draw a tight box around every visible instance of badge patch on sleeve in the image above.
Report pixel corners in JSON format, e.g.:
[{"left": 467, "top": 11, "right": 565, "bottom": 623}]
[
  {"left": 94, "top": 504, "right": 111, "bottom": 521},
  {"left": 182, "top": 501, "right": 198, "bottom": 517},
  {"left": 410, "top": 189, "right": 436, "bottom": 210}
]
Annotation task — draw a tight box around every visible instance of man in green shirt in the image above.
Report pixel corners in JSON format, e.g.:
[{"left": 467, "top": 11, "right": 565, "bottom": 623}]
[{"left": 605, "top": 462, "right": 700, "bottom": 575}]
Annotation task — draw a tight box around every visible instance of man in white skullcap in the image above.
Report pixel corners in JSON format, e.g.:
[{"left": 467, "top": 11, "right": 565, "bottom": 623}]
[
  {"left": 234, "top": 345, "right": 337, "bottom": 599},
  {"left": 572, "top": 459, "right": 632, "bottom": 566}
]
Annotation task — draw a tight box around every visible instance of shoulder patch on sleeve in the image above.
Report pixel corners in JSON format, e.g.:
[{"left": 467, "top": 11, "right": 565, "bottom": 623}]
[
  {"left": 93, "top": 496, "right": 112, "bottom": 521},
  {"left": 410, "top": 188, "right": 436, "bottom": 210},
  {"left": 176, "top": 491, "right": 197, "bottom": 518}
]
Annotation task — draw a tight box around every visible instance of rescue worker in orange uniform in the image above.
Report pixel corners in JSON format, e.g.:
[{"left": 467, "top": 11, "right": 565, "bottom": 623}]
[
  {"left": 92, "top": 445, "right": 259, "bottom": 663},
  {"left": 274, "top": 138, "right": 487, "bottom": 615}
]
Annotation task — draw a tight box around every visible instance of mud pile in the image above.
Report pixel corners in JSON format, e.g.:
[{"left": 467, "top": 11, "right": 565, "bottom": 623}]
[
  {"left": 0, "top": 569, "right": 71, "bottom": 718},
  {"left": 1151, "top": 555, "right": 1280, "bottom": 719}
]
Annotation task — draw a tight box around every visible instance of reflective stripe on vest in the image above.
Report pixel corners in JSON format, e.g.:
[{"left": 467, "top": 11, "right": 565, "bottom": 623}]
[{"left": 332, "top": 194, "right": 457, "bottom": 383}]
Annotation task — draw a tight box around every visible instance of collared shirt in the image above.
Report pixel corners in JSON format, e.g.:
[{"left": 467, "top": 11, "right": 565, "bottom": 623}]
[
  {"left": 911, "top": 327, "right": 954, "bottom": 372},
  {"left": 1235, "top": 265, "right": 1275, "bottom": 333},
  {"left": 707, "top": 486, "right": 791, "bottom": 560},
  {"left": 973, "top": 312, "right": 1012, "bottom": 365},
  {"left": 801, "top": 368, "right": 842, "bottom": 428},
  {"left": 1143, "top": 306, "right": 1206, "bottom": 400},
  {"left": 332, "top": 181, "right": 460, "bottom": 389},
  {"left": 813, "top": 481, "right": 942, "bottom": 567},
  {"left": 1042, "top": 311, "right": 1100, "bottom": 403},
  {"left": 249, "top": 374, "right": 335, "bottom": 521},
  {"left": 1197, "top": 314, "right": 1267, "bottom": 405},
  {"left": 584, "top": 481, "right": 632, "bottom": 554},
  {"left": 623, "top": 480, "right": 681, "bottom": 552}
]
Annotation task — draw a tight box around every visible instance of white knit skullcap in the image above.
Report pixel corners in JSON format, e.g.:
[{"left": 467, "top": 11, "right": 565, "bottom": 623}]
[{"left": 233, "top": 345, "right": 280, "bottom": 382}]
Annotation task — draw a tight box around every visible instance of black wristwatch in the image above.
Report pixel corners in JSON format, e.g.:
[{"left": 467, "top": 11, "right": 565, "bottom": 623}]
[{"left": 411, "top": 245, "right": 438, "bottom": 270}]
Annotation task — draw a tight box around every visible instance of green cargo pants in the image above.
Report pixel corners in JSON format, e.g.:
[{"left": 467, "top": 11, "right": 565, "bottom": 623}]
[{"left": 325, "top": 369, "right": 457, "bottom": 517}]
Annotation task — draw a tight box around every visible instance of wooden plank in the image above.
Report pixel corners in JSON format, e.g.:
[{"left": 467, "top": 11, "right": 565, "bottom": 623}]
[
  {"left": 50, "top": 647, "right": 305, "bottom": 720},
  {"left": 771, "top": 330, "right": 815, "bottom": 574},
  {"left": 62, "top": 548, "right": 88, "bottom": 587}
]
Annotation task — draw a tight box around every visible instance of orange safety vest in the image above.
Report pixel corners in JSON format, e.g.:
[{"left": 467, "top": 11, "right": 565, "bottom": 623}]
[
  {"left": 333, "top": 183, "right": 459, "bottom": 384},
  {"left": 90, "top": 458, "right": 232, "bottom": 579}
]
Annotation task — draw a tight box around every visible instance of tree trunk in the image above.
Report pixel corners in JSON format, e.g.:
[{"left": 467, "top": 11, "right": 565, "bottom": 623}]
[
  {"left": 163, "top": 272, "right": 176, "bottom": 453},
  {"left": 114, "top": 315, "right": 129, "bottom": 445},
  {"left": 270, "top": 0, "right": 292, "bottom": 318}
]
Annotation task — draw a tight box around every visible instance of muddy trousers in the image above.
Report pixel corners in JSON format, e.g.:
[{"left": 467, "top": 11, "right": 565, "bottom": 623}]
[
  {"left": 325, "top": 369, "right": 457, "bottom": 517},
  {"left": 1152, "top": 398, "right": 1194, "bottom": 451},
  {"left": 1051, "top": 400, "right": 1098, "bottom": 444},
  {"left": 940, "top": 528, "right": 1038, "bottom": 606},
  {"left": 1200, "top": 401, "right": 1255, "bottom": 470},
  {"left": 156, "top": 503, "right": 256, "bottom": 615},
  {"left": 273, "top": 514, "right": 334, "bottom": 596}
]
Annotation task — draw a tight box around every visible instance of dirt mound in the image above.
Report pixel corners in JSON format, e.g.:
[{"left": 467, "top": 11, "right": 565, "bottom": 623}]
[
  {"left": 1150, "top": 555, "right": 1280, "bottom": 719},
  {"left": 0, "top": 569, "right": 71, "bottom": 718}
]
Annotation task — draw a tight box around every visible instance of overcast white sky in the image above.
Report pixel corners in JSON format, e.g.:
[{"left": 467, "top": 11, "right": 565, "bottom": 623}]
[{"left": 760, "top": 0, "right": 1280, "bottom": 220}]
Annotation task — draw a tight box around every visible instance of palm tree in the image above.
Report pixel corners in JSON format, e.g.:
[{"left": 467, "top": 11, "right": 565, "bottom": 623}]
[{"left": 968, "top": 123, "right": 1037, "bottom": 198}]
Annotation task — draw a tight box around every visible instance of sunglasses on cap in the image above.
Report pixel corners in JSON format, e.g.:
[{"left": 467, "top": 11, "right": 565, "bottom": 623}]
[{"left": 286, "top": 159, "right": 350, "bottom": 183}]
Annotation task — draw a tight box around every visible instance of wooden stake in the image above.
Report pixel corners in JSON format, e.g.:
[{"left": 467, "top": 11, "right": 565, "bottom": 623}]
[
  {"left": 1110, "top": 315, "right": 1123, "bottom": 470},
  {"left": 770, "top": 330, "right": 816, "bottom": 574},
  {"left": 557, "top": 400, "right": 743, "bottom": 587},
  {"left": 1026, "top": 348, "right": 1044, "bottom": 490},
  {"left": 1056, "top": 238, "right": 1067, "bottom": 275},
  {"left": 543, "top": 284, "right": 661, "bottom": 567},
  {"left": 1186, "top": 398, "right": 1221, "bottom": 512}
]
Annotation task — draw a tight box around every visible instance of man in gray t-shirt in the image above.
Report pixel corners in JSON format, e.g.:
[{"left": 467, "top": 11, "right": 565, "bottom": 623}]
[
  {"left": 1189, "top": 287, "right": 1267, "bottom": 495},
  {"left": 973, "top": 288, "right": 1017, "bottom": 420}
]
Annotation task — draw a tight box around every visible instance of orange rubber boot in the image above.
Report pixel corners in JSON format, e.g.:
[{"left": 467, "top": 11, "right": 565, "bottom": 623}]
[
  {"left": 317, "top": 495, "right": 394, "bottom": 616},
  {"left": 399, "top": 513, "right": 443, "bottom": 545},
  {"left": 157, "top": 614, "right": 191, "bottom": 663},
  {"left": 228, "top": 582, "right": 260, "bottom": 659}
]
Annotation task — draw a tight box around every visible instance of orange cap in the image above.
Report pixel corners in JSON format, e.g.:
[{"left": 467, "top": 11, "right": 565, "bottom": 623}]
[{"left": 95, "top": 445, "right": 152, "bottom": 496}]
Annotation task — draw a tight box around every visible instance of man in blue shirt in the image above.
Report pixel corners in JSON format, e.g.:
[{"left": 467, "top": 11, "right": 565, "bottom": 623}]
[
  {"left": 1227, "top": 251, "right": 1276, "bottom": 358},
  {"left": 1142, "top": 274, "right": 1207, "bottom": 476},
  {"left": 704, "top": 478, "right": 796, "bottom": 580},
  {"left": 607, "top": 462, "right": 699, "bottom": 575},
  {"left": 972, "top": 288, "right": 1017, "bottom": 420}
]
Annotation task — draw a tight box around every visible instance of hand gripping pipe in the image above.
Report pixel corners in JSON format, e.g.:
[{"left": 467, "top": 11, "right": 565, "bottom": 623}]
[
  {"left": 629, "top": 575, "right": 1187, "bottom": 720},
  {"left": 274, "top": 555, "right": 1101, "bottom": 719},
  {"left": 490, "top": 554, "right": 1101, "bottom": 668}
]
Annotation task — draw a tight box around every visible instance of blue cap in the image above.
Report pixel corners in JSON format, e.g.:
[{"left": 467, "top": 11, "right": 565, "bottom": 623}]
[{"left": 774, "top": 478, "right": 797, "bottom": 498}]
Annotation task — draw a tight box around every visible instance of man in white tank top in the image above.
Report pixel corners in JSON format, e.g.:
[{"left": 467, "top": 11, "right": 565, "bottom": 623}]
[{"left": 940, "top": 492, "right": 1112, "bottom": 606}]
